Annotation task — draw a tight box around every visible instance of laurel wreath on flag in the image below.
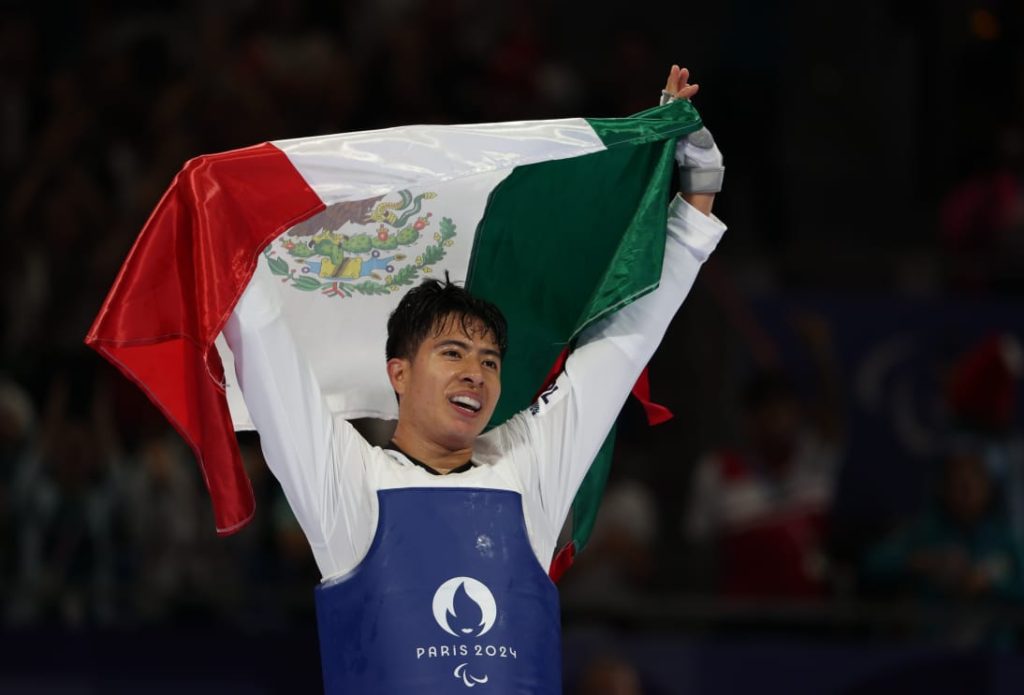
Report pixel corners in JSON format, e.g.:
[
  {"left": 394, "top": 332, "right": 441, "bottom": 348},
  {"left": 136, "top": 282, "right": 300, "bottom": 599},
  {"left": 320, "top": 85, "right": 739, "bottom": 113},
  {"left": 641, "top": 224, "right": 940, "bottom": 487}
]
[{"left": 263, "top": 214, "right": 457, "bottom": 299}]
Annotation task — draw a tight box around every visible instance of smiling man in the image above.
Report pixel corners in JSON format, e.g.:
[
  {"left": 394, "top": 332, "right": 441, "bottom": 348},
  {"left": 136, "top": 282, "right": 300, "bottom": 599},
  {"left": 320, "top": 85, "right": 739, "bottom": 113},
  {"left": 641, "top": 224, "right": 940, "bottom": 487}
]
[
  {"left": 224, "top": 66, "right": 725, "bottom": 693},
  {"left": 384, "top": 285, "right": 509, "bottom": 473}
]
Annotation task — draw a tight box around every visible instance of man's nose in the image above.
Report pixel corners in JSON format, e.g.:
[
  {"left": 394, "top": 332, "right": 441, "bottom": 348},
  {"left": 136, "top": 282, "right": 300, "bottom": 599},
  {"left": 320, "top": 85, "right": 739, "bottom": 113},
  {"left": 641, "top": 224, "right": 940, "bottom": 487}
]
[{"left": 460, "top": 369, "right": 484, "bottom": 387}]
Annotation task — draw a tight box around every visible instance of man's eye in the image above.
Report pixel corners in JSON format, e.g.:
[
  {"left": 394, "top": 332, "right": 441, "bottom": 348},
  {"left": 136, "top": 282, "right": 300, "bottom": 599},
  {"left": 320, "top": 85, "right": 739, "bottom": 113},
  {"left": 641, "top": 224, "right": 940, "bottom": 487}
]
[
  {"left": 483, "top": 360, "right": 499, "bottom": 370},
  {"left": 443, "top": 350, "right": 461, "bottom": 358}
]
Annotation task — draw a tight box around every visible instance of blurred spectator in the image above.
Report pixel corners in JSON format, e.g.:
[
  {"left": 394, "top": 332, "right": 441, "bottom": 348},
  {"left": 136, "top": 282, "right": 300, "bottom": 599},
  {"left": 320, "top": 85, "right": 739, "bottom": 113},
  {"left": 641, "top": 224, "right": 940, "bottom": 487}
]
[
  {"left": 946, "top": 333, "right": 1022, "bottom": 436},
  {"left": 223, "top": 432, "right": 320, "bottom": 628},
  {"left": 7, "top": 371, "right": 123, "bottom": 626},
  {"left": 944, "top": 332, "right": 1024, "bottom": 542},
  {"left": 0, "top": 377, "right": 35, "bottom": 599},
  {"left": 122, "top": 429, "right": 221, "bottom": 624},
  {"left": 575, "top": 653, "right": 644, "bottom": 695},
  {"left": 939, "top": 125, "right": 1024, "bottom": 294},
  {"left": 863, "top": 447, "right": 1024, "bottom": 647},
  {"left": 560, "top": 477, "right": 658, "bottom": 603},
  {"left": 683, "top": 314, "right": 844, "bottom": 598},
  {"left": 267, "top": 483, "right": 322, "bottom": 622}
]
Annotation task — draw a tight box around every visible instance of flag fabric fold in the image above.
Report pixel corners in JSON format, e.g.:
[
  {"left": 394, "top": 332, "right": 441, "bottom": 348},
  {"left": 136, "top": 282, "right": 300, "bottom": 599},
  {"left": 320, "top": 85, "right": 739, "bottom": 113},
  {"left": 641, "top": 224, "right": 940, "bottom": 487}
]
[{"left": 86, "top": 102, "right": 702, "bottom": 548}]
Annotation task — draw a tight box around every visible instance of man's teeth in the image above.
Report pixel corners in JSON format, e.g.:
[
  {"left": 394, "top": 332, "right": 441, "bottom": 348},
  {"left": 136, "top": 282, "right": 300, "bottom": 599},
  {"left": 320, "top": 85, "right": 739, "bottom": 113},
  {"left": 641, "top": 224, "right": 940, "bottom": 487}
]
[{"left": 450, "top": 395, "right": 481, "bottom": 412}]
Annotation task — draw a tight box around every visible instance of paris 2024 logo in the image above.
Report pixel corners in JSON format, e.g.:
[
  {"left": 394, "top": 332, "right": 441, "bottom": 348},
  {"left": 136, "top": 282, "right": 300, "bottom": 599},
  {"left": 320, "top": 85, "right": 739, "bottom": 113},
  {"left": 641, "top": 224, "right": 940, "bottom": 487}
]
[{"left": 416, "top": 576, "right": 519, "bottom": 688}]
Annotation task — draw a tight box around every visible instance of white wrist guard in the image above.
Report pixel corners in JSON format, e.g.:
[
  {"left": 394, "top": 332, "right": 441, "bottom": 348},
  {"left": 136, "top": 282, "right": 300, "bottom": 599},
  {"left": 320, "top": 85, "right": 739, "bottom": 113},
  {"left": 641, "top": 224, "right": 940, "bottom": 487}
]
[
  {"left": 659, "top": 91, "right": 725, "bottom": 194},
  {"left": 676, "top": 127, "right": 724, "bottom": 194}
]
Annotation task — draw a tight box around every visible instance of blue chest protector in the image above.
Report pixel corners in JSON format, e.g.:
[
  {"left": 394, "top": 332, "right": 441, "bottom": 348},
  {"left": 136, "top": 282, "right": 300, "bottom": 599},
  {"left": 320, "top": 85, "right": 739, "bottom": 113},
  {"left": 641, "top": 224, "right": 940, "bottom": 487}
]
[{"left": 314, "top": 487, "right": 562, "bottom": 693}]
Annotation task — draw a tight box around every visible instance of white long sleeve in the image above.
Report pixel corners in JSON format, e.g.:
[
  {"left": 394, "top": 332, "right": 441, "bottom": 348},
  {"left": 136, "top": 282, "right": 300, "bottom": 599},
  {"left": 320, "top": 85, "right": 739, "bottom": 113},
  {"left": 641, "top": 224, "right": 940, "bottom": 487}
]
[{"left": 223, "top": 276, "right": 377, "bottom": 576}]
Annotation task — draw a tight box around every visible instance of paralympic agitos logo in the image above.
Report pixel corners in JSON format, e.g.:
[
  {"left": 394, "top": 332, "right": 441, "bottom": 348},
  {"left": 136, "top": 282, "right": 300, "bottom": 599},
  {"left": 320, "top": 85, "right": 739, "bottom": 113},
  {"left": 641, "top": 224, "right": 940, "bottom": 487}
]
[{"left": 415, "top": 576, "right": 519, "bottom": 688}]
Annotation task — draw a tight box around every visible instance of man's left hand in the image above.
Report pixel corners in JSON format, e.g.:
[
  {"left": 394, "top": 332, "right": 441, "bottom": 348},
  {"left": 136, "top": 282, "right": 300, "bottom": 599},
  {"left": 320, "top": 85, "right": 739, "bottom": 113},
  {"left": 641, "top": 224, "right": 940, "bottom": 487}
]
[
  {"left": 662, "top": 65, "right": 700, "bottom": 103},
  {"left": 659, "top": 65, "right": 722, "bottom": 215}
]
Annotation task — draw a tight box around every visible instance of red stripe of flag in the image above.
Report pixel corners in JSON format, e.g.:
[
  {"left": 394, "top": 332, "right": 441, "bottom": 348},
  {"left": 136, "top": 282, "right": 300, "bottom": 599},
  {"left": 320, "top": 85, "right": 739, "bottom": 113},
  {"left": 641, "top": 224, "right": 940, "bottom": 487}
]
[{"left": 86, "top": 142, "right": 324, "bottom": 535}]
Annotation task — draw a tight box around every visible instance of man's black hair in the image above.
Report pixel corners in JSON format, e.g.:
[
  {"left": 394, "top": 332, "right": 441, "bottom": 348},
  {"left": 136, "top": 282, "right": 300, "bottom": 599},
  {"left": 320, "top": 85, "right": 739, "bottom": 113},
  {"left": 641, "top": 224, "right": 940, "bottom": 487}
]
[{"left": 385, "top": 277, "right": 509, "bottom": 361}]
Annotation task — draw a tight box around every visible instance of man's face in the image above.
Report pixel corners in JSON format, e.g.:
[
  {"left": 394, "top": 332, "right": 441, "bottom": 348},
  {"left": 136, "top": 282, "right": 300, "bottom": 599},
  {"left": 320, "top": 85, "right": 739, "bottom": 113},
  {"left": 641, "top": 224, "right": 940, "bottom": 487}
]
[{"left": 388, "top": 314, "right": 502, "bottom": 451}]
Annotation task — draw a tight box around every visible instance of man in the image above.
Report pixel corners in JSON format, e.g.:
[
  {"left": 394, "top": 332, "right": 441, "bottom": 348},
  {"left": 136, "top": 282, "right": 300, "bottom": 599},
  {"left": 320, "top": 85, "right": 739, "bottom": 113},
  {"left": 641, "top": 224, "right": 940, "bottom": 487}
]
[{"left": 224, "top": 65, "right": 725, "bottom": 693}]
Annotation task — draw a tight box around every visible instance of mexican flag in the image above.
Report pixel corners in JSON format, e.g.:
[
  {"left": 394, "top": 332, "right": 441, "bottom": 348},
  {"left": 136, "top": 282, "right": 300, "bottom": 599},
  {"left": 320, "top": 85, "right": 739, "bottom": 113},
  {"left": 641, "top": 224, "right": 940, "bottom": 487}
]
[{"left": 86, "top": 100, "right": 702, "bottom": 575}]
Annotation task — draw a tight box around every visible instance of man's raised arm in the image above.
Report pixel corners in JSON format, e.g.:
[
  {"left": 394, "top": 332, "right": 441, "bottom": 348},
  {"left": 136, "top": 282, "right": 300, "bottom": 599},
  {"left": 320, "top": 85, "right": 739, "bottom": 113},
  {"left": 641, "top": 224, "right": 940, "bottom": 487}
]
[
  {"left": 223, "top": 274, "right": 373, "bottom": 576},
  {"left": 515, "top": 65, "right": 727, "bottom": 534}
]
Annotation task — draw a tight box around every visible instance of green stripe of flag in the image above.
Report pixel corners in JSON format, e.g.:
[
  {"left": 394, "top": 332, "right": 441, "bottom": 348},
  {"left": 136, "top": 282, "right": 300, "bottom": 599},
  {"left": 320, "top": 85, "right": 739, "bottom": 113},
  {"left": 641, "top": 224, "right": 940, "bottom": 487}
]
[{"left": 465, "top": 100, "right": 703, "bottom": 557}]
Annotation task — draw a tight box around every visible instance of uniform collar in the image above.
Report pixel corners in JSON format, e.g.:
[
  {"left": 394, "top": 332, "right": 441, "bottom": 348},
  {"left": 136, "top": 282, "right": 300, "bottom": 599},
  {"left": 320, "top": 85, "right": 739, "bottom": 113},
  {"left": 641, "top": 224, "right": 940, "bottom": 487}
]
[{"left": 385, "top": 442, "right": 474, "bottom": 475}]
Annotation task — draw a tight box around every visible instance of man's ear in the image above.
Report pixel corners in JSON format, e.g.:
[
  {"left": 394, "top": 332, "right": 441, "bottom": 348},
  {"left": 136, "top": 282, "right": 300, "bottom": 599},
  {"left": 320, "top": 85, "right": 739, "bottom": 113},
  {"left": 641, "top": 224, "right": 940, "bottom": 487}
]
[{"left": 386, "top": 357, "right": 410, "bottom": 396}]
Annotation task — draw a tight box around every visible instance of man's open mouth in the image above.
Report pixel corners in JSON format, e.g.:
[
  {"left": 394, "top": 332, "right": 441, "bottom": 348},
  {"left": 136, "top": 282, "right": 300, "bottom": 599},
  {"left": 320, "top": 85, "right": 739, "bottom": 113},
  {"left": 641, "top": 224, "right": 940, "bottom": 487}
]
[{"left": 448, "top": 394, "right": 482, "bottom": 414}]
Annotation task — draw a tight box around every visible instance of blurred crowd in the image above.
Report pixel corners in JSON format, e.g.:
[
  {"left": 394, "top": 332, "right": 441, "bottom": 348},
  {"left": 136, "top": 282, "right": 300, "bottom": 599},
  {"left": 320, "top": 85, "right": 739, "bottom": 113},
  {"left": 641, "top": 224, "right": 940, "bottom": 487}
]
[{"left": 1, "top": 1, "right": 1023, "bottom": 673}]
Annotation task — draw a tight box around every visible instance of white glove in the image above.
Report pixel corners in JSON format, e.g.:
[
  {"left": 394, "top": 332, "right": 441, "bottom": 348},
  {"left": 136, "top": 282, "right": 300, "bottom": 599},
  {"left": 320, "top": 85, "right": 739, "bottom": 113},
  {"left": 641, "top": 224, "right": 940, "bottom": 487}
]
[{"left": 660, "top": 91, "right": 724, "bottom": 194}]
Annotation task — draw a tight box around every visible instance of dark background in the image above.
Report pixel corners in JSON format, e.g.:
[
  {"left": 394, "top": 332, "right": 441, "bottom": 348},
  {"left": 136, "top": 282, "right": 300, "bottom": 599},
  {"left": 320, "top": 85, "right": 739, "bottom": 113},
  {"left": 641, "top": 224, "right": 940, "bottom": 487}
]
[{"left": 1, "top": 1, "right": 1023, "bottom": 692}]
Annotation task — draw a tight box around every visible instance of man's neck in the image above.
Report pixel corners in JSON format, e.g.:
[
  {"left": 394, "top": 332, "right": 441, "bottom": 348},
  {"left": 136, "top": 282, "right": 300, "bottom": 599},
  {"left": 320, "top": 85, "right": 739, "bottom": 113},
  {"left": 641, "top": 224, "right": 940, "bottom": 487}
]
[{"left": 390, "top": 425, "right": 473, "bottom": 474}]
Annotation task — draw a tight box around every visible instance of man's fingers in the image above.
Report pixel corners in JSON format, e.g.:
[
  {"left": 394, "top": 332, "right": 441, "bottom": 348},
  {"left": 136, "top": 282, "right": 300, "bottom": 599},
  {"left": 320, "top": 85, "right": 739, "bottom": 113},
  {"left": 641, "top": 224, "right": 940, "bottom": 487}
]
[
  {"left": 664, "top": 65, "right": 696, "bottom": 99},
  {"left": 664, "top": 64, "right": 680, "bottom": 92},
  {"left": 675, "top": 67, "right": 690, "bottom": 93}
]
